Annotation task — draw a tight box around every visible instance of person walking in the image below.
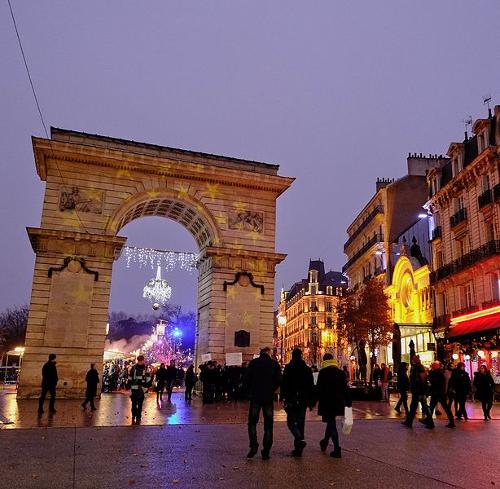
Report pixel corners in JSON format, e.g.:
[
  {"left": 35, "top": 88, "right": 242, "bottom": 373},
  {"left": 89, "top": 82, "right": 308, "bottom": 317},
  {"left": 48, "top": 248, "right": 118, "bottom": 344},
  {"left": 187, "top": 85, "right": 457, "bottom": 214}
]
[
  {"left": 394, "top": 362, "right": 410, "bottom": 416},
  {"left": 245, "top": 347, "right": 282, "bottom": 460},
  {"left": 155, "top": 363, "right": 168, "bottom": 403},
  {"left": 281, "top": 348, "right": 315, "bottom": 456},
  {"left": 380, "top": 363, "right": 391, "bottom": 402},
  {"left": 185, "top": 364, "right": 197, "bottom": 402},
  {"left": 165, "top": 360, "right": 178, "bottom": 403},
  {"left": 81, "top": 363, "right": 99, "bottom": 411},
  {"left": 38, "top": 353, "right": 58, "bottom": 415},
  {"left": 428, "top": 361, "right": 455, "bottom": 428},
  {"left": 473, "top": 365, "right": 495, "bottom": 420},
  {"left": 403, "top": 355, "right": 434, "bottom": 429},
  {"left": 128, "top": 355, "right": 152, "bottom": 424},
  {"left": 316, "top": 353, "right": 352, "bottom": 458},
  {"left": 450, "top": 362, "right": 471, "bottom": 421}
]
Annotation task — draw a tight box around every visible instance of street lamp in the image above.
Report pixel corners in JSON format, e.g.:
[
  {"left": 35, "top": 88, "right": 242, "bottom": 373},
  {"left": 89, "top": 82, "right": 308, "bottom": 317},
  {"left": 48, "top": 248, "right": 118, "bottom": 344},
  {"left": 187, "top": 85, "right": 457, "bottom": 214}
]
[{"left": 277, "top": 314, "right": 286, "bottom": 365}]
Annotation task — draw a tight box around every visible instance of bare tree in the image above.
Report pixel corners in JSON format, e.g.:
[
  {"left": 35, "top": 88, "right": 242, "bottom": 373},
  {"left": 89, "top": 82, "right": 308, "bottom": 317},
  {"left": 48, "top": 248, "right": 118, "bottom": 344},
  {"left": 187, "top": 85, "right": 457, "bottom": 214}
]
[{"left": 0, "top": 305, "right": 29, "bottom": 354}]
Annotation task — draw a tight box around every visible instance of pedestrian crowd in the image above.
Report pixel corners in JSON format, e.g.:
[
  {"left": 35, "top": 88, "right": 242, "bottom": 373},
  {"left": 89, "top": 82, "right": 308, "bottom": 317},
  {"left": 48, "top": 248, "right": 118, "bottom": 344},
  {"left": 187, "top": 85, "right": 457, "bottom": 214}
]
[{"left": 36, "top": 349, "right": 496, "bottom": 461}]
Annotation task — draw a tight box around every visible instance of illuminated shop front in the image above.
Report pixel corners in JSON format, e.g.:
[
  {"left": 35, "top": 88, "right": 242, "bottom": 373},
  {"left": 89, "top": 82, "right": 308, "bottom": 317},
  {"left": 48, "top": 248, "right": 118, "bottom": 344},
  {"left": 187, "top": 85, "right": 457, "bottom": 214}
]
[
  {"left": 386, "top": 253, "right": 435, "bottom": 367},
  {"left": 445, "top": 306, "right": 500, "bottom": 381}
]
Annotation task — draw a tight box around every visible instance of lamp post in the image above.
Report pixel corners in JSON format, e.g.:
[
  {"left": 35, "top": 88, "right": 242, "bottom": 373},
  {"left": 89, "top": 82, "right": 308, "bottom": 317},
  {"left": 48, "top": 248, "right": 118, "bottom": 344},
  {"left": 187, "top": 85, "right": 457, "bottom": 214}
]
[{"left": 277, "top": 314, "right": 286, "bottom": 365}]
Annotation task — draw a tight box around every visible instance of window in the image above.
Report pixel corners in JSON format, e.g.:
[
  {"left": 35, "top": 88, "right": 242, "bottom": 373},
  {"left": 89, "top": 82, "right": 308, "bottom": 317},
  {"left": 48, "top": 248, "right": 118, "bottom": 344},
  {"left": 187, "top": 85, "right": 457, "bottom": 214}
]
[
  {"left": 311, "top": 316, "right": 317, "bottom": 325},
  {"left": 326, "top": 302, "right": 333, "bottom": 312},
  {"left": 311, "top": 301, "right": 317, "bottom": 312},
  {"left": 455, "top": 238, "right": 467, "bottom": 258},
  {"left": 459, "top": 283, "right": 474, "bottom": 310},
  {"left": 326, "top": 286, "right": 333, "bottom": 295},
  {"left": 490, "top": 273, "right": 500, "bottom": 302},
  {"left": 455, "top": 195, "right": 465, "bottom": 212},
  {"left": 435, "top": 250, "right": 444, "bottom": 269},
  {"left": 485, "top": 220, "right": 495, "bottom": 242},
  {"left": 482, "top": 174, "right": 491, "bottom": 192},
  {"left": 326, "top": 317, "right": 333, "bottom": 326}
]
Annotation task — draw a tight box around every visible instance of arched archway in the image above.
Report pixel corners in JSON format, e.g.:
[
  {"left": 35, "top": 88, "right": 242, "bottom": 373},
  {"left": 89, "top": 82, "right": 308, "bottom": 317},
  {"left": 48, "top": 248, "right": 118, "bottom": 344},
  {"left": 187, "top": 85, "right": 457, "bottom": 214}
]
[{"left": 18, "top": 128, "right": 293, "bottom": 398}]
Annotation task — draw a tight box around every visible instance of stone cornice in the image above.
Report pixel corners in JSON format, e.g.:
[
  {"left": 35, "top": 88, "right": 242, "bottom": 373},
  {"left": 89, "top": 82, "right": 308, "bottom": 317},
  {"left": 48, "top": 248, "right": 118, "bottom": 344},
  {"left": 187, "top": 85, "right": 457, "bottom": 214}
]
[
  {"left": 27, "top": 227, "right": 127, "bottom": 259},
  {"left": 429, "top": 148, "right": 498, "bottom": 207},
  {"left": 32, "top": 137, "right": 295, "bottom": 196},
  {"left": 203, "top": 246, "right": 287, "bottom": 264}
]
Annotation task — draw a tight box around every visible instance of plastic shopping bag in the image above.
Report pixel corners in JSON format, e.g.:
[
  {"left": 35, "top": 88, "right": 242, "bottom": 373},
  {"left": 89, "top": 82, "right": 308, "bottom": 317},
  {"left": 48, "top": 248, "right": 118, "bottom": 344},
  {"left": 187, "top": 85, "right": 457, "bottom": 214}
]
[{"left": 342, "top": 406, "right": 353, "bottom": 435}]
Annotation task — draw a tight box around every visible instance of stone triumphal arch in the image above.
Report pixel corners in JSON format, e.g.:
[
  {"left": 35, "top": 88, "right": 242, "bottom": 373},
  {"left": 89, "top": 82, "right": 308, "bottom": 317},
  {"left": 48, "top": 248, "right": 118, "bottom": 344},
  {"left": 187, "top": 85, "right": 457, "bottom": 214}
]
[{"left": 18, "top": 128, "right": 293, "bottom": 398}]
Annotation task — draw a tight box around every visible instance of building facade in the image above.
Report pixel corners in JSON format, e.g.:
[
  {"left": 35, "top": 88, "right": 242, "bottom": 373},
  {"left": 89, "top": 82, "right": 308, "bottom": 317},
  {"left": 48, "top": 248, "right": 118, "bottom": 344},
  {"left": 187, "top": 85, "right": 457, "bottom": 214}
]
[
  {"left": 276, "top": 260, "right": 346, "bottom": 366},
  {"left": 343, "top": 155, "right": 445, "bottom": 290},
  {"left": 426, "top": 106, "right": 500, "bottom": 380}
]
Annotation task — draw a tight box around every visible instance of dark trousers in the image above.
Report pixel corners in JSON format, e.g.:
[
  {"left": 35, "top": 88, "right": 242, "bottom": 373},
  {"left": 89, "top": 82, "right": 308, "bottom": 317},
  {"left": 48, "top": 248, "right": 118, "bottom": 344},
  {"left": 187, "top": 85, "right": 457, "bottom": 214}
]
[
  {"left": 156, "top": 384, "right": 165, "bottom": 402},
  {"left": 38, "top": 386, "right": 56, "bottom": 412},
  {"left": 131, "top": 395, "right": 144, "bottom": 419},
  {"left": 185, "top": 383, "right": 194, "bottom": 401},
  {"left": 285, "top": 405, "right": 306, "bottom": 445},
  {"left": 323, "top": 417, "right": 340, "bottom": 450},
  {"left": 406, "top": 393, "right": 433, "bottom": 427},
  {"left": 248, "top": 401, "right": 274, "bottom": 452},
  {"left": 395, "top": 391, "right": 409, "bottom": 414},
  {"left": 481, "top": 399, "right": 492, "bottom": 418},
  {"left": 455, "top": 395, "right": 468, "bottom": 419},
  {"left": 82, "top": 393, "right": 96, "bottom": 410},
  {"left": 429, "top": 395, "right": 454, "bottom": 423},
  {"left": 203, "top": 383, "right": 215, "bottom": 404},
  {"left": 166, "top": 381, "right": 175, "bottom": 401}
]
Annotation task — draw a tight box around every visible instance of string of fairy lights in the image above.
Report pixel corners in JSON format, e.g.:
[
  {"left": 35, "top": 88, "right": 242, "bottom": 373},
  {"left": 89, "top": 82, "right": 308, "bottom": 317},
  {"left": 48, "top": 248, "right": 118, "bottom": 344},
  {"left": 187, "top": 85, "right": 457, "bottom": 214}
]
[{"left": 123, "top": 246, "right": 198, "bottom": 272}]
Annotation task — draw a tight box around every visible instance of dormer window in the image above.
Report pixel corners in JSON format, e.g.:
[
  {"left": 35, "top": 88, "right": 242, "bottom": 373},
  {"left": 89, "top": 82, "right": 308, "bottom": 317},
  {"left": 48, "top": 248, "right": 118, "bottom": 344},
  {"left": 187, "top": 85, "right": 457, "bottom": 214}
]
[
  {"left": 452, "top": 157, "right": 462, "bottom": 177},
  {"left": 478, "top": 132, "right": 485, "bottom": 153},
  {"left": 309, "top": 270, "right": 318, "bottom": 283}
]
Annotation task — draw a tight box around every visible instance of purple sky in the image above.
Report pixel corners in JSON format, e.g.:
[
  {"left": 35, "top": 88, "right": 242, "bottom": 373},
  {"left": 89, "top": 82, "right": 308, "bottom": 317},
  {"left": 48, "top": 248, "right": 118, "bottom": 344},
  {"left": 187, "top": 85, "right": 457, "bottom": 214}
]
[{"left": 1, "top": 1, "right": 500, "bottom": 316}]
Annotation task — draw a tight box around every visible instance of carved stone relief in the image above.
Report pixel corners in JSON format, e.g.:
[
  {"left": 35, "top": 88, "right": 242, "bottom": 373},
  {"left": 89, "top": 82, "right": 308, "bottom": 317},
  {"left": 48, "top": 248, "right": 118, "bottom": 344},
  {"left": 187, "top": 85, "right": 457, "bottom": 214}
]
[
  {"left": 228, "top": 211, "right": 263, "bottom": 233},
  {"left": 59, "top": 186, "right": 104, "bottom": 214}
]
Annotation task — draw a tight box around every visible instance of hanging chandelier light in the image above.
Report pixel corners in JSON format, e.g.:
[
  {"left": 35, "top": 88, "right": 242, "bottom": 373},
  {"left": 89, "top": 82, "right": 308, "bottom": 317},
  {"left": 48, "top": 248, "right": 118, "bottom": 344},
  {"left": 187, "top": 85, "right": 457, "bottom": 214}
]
[{"left": 143, "top": 266, "right": 172, "bottom": 310}]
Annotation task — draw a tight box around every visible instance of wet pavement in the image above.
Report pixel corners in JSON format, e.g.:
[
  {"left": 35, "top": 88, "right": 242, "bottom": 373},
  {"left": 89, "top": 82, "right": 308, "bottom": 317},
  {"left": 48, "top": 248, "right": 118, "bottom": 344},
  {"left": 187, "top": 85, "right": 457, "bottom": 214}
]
[
  {"left": 0, "top": 386, "right": 498, "bottom": 429},
  {"left": 1, "top": 418, "right": 499, "bottom": 488},
  {"left": 1, "top": 386, "right": 499, "bottom": 488}
]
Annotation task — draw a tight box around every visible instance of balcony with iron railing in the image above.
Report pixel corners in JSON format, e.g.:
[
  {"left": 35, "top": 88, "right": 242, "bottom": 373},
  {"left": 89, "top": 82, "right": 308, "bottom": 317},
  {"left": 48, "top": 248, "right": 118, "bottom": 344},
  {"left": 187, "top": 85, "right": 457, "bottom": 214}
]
[
  {"left": 342, "top": 233, "right": 384, "bottom": 273},
  {"left": 430, "top": 239, "right": 500, "bottom": 283},
  {"left": 344, "top": 205, "right": 384, "bottom": 251},
  {"left": 478, "top": 189, "right": 493, "bottom": 209},
  {"left": 431, "top": 226, "right": 442, "bottom": 241},
  {"left": 451, "top": 304, "right": 480, "bottom": 319},
  {"left": 450, "top": 208, "right": 467, "bottom": 228}
]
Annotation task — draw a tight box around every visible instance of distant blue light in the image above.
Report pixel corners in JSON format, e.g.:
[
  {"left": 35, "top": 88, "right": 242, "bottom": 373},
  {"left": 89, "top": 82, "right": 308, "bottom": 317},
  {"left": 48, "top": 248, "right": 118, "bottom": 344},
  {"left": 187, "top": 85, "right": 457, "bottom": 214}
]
[{"left": 172, "top": 328, "right": 182, "bottom": 338}]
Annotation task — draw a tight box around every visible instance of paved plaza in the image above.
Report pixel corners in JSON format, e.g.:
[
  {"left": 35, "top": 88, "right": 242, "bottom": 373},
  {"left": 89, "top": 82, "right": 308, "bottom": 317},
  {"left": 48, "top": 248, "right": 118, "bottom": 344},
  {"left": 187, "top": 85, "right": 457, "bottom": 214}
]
[{"left": 1, "top": 388, "right": 499, "bottom": 489}]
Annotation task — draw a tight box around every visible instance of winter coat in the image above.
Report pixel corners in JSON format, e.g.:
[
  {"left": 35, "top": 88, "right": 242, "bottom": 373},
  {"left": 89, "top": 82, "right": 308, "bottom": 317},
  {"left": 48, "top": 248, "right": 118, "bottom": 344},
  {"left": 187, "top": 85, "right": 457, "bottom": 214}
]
[
  {"left": 185, "top": 368, "right": 197, "bottom": 386},
  {"left": 245, "top": 354, "right": 282, "bottom": 404},
  {"left": 41, "top": 361, "right": 58, "bottom": 388},
  {"left": 316, "top": 365, "right": 352, "bottom": 421},
  {"left": 473, "top": 372, "right": 495, "bottom": 401},
  {"left": 155, "top": 367, "right": 168, "bottom": 387},
  {"left": 128, "top": 364, "right": 152, "bottom": 399},
  {"left": 165, "top": 366, "right": 177, "bottom": 383},
  {"left": 409, "top": 363, "right": 428, "bottom": 395},
  {"left": 450, "top": 368, "right": 471, "bottom": 397},
  {"left": 396, "top": 368, "right": 410, "bottom": 393},
  {"left": 85, "top": 368, "right": 99, "bottom": 397},
  {"left": 281, "top": 359, "right": 314, "bottom": 409},
  {"left": 428, "top": 369, "right": 446, "bottom": 397}
]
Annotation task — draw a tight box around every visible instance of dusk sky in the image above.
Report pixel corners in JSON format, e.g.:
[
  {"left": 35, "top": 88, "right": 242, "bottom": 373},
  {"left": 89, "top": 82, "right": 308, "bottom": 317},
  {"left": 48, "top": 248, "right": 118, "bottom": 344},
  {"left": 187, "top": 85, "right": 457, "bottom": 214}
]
[{"left": 1, "top": 1, "right": 500, "bottom": 316}]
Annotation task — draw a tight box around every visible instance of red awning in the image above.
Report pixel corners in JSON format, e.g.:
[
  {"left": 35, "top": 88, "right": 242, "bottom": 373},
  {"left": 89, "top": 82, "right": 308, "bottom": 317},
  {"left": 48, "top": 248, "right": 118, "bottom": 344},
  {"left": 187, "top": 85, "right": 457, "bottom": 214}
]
[{"left": 449, "top": 311, "right": 500, "bottom": 338}]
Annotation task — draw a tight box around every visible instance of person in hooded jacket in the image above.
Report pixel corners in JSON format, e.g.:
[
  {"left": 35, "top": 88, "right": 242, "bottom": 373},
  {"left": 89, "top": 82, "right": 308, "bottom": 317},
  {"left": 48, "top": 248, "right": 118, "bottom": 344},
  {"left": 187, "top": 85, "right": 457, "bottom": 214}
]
[
  {"left": 473, "top": 365, "right": 495, "bottom": 420},
  {"left": 281, "top": 348, "right": 315, "bottom": 456},
  {"left": 428, "top": 361, "right": 455, "bottom": 428},
  {"left": 316, "top": 353, "right": 352, "bottom": 458}
]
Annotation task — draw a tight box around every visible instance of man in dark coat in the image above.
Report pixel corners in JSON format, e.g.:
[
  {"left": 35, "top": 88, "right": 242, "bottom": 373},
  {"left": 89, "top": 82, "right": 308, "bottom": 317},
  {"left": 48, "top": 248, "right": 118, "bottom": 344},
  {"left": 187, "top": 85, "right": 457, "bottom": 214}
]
[
  {"left": 81, "top": 363, "right": 99, "bottom": 411},
  {"left": 38, "top": 353, "right": 58, "bottom": 414},
  {"left": 428, "top": 361, "right": 455, "bottom": 428},
  {"left": 245, "top": 347, "right": 282, "bottom": 460},
  {"left": 155, "top": 363, "right": 168, "bottom": 403},
  {"left": 403, "top": 355, "right": 434, "bottom": 429},
  {"left": 316, "top": 353, "right": 352, "bottom": 458},
  {"left": 450, "top": 362, "right": 471, "bottom": 420},
  {"left": 473, "top": 365, "right": 495, "bottom": 420},
  {"left": 281, "top": 348, "right": 315, "bottom": 456},
  {"left": 128, "top": 355, "right": 152, "bottom": 424},
  {"left": 165, "top": 360, "right": 177, "bottom": 403},
  {"left": 394, "top": 362, "right": 410, "bottom": 415}
]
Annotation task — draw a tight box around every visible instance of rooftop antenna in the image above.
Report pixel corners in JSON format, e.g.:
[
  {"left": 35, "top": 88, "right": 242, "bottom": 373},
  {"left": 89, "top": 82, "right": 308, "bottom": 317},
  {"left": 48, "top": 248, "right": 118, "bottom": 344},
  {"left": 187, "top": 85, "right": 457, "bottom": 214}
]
[
  {"left": 483, "top": 94, "right": 492, "bottom": 117},
  {"left": 462, "top": 116, "right": 472, "bottom": 140}
]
